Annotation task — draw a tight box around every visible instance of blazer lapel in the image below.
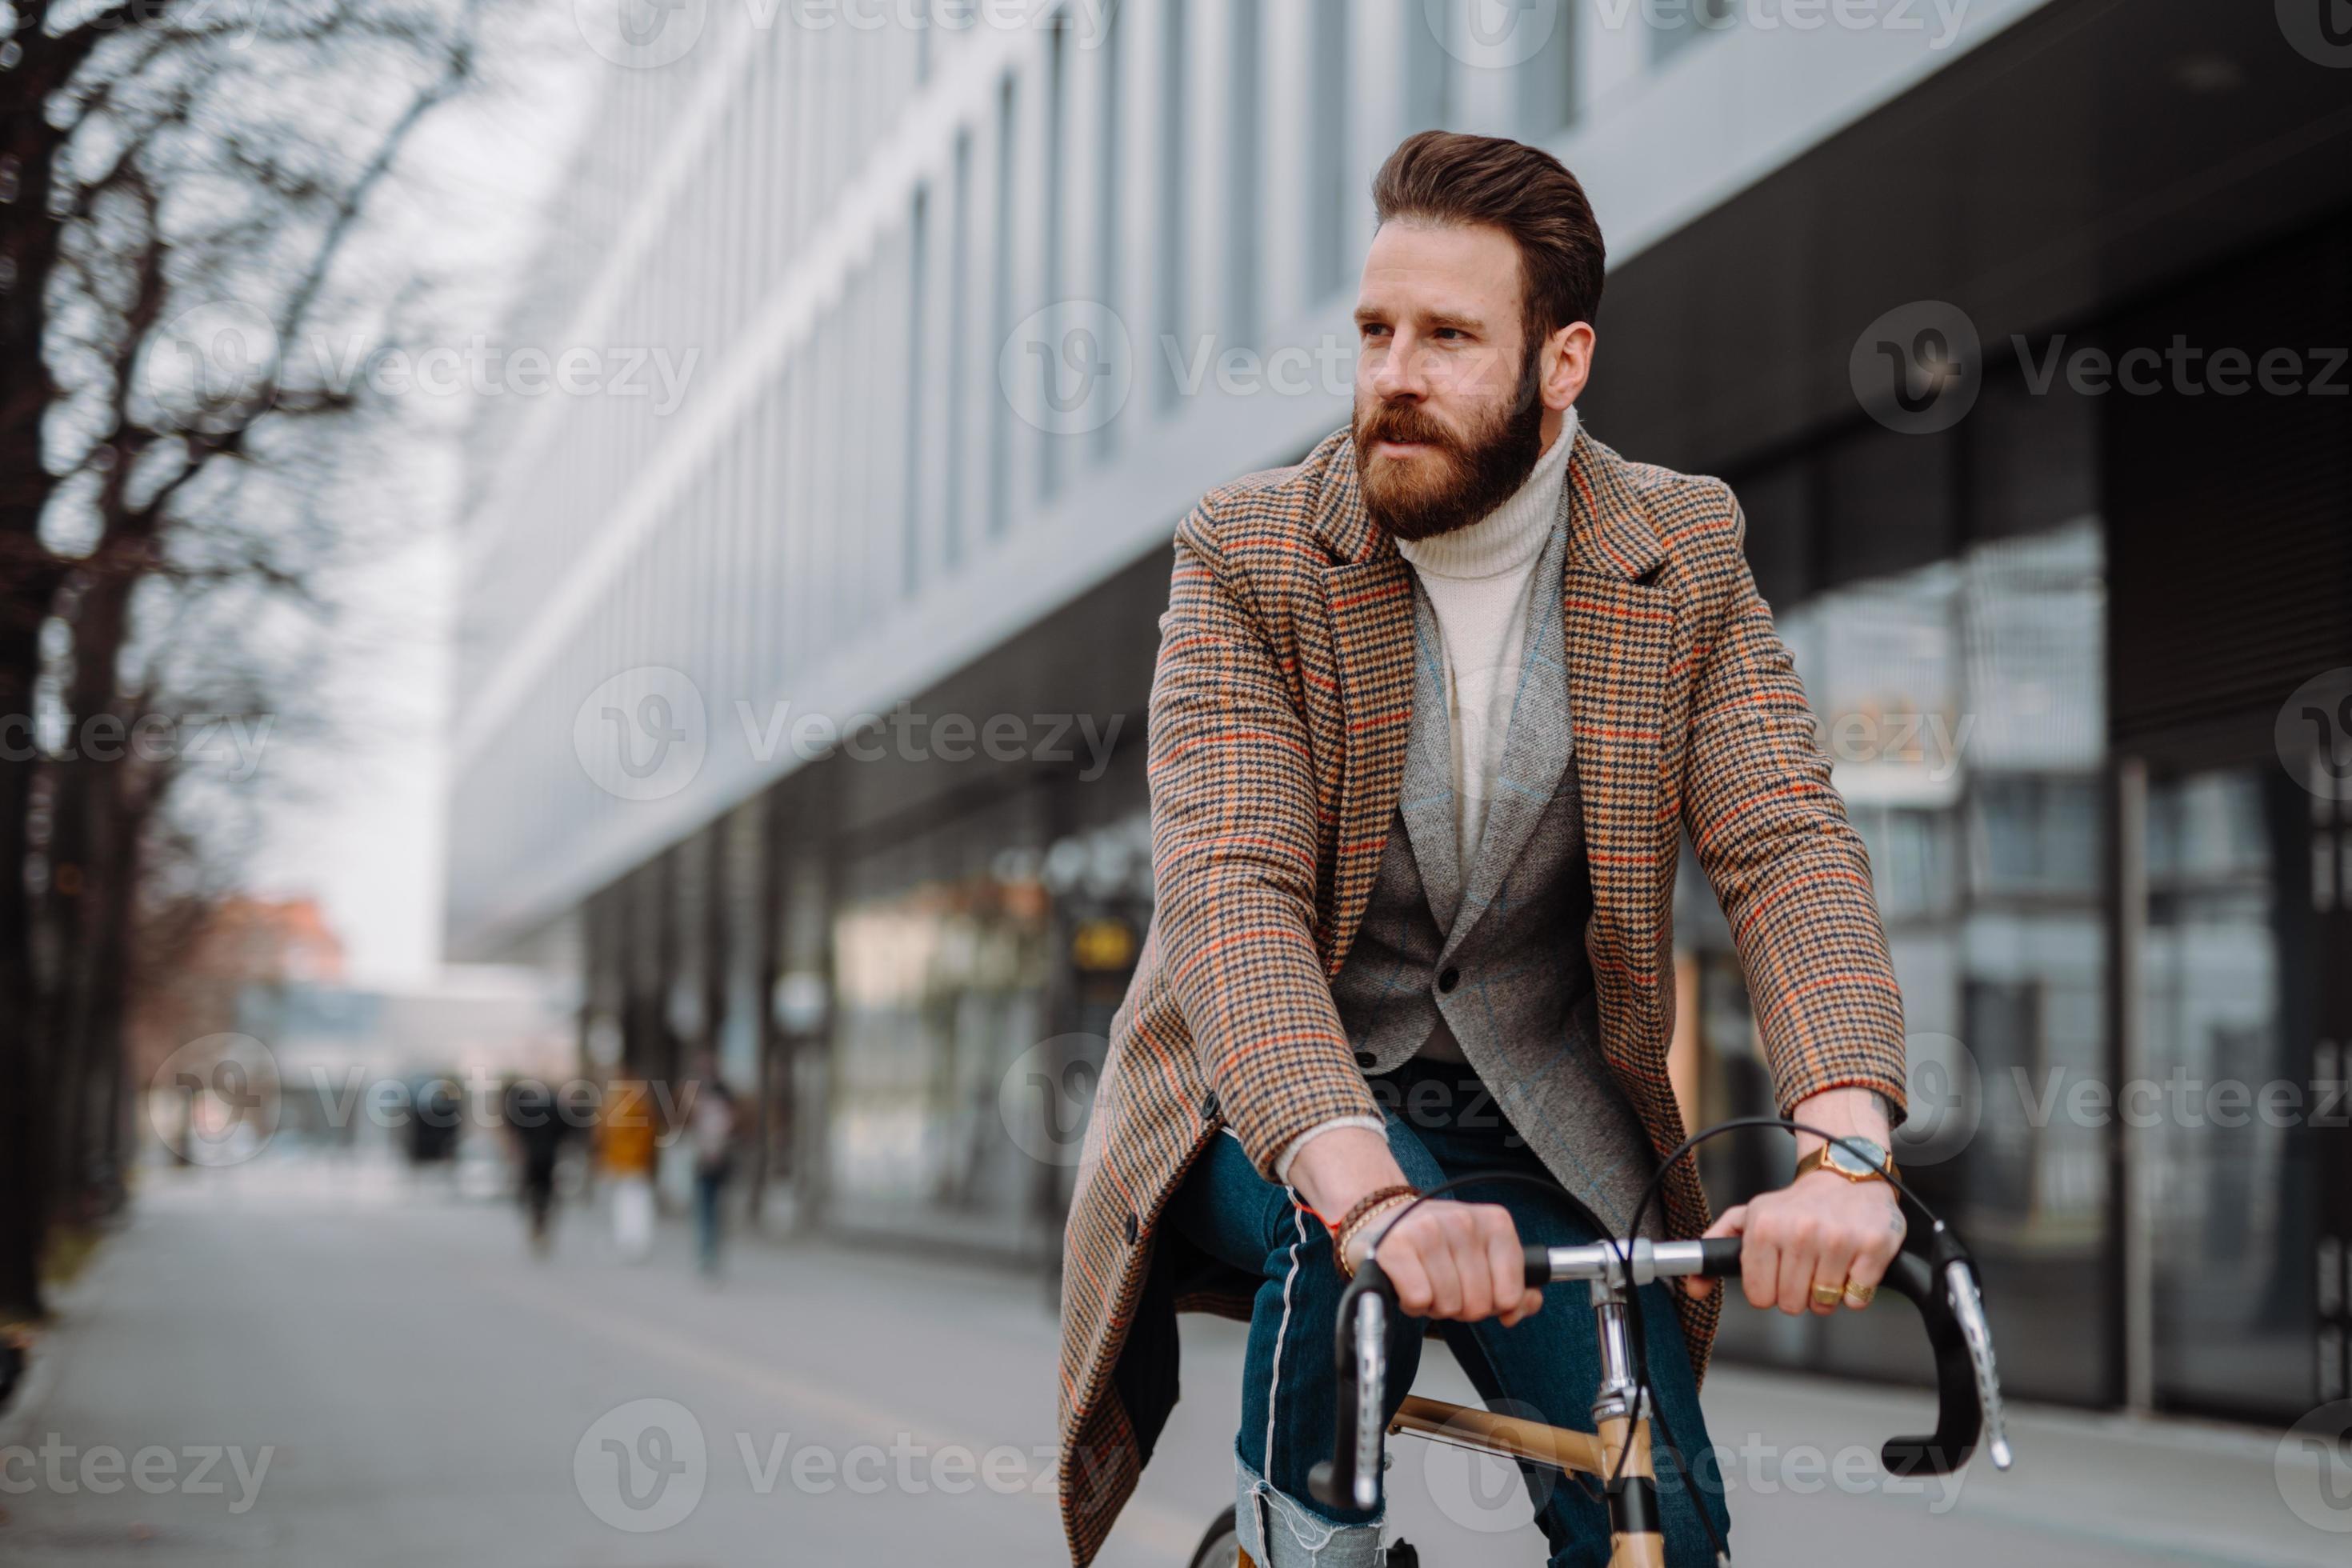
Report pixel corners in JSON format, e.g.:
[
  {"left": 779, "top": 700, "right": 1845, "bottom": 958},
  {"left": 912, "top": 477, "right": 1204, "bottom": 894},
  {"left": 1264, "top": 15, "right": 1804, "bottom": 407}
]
[
  {"left": 1558, "top": 436, "right": 1674, "bottom": 1030},
  {"left": 1440, "top": 507, "right": 1574, "bottom": 962}
]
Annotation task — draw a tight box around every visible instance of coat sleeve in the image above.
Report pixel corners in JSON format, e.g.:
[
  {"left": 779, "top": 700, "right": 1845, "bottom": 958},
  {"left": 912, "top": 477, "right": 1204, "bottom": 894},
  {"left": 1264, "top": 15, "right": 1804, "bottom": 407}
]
[
  {"left": 1146, "top": 507, "right": 1381, "bottom": 1179},
  {"left": 1679, "top": 491, "right": 1910, "bottom": 1124}
]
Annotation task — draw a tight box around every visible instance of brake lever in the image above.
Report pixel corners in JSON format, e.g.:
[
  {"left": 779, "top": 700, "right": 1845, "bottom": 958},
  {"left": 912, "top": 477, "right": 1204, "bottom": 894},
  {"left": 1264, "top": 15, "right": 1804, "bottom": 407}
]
[{"left": 1942, "top": 1251, "right": 2012, "bottom": 1470}]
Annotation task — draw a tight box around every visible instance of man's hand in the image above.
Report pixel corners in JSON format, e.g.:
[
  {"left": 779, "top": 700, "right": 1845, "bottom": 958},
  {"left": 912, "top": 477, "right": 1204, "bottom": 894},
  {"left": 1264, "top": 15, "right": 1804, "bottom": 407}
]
[
  {"left": 1684, "top": 1087, "right": 1906, "bottom": 1314},
  {"left": 1289, "top": 1126, "right": 1542, "bottom": 1327}
]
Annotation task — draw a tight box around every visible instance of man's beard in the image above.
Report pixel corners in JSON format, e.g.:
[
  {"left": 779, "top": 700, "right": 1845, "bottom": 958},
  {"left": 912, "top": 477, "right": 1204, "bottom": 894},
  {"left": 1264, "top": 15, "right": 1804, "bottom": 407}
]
[{"left": 1353, "top": 354, "right": 1546, "bottom": 543}]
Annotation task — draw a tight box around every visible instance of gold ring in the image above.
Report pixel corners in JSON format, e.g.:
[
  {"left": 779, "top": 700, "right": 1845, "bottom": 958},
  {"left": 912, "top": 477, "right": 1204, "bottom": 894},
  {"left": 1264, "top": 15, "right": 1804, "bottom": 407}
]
[
  {"left": 1810, "top": 1281, "right": 1845, "bottom": 1308},
  {"left": 1844, "top": 1282, "right": 1876, "bottom": 1308}
]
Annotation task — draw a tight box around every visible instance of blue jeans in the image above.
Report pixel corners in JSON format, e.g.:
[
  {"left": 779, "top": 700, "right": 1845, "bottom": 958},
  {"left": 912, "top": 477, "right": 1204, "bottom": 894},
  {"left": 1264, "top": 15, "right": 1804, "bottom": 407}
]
[
  {"left": 694, "top": 1164, "right": 728, "bottom": 1274},
  {"left": 1166, "top": 1058, "right": 1730, "bottom": 1567}
]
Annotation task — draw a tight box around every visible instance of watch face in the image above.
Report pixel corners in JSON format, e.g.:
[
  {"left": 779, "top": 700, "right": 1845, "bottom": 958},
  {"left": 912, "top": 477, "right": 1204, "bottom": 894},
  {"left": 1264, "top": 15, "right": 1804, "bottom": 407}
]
[{"left": 1826, "top": 1138, "right": 1887, "bottom": 1176}]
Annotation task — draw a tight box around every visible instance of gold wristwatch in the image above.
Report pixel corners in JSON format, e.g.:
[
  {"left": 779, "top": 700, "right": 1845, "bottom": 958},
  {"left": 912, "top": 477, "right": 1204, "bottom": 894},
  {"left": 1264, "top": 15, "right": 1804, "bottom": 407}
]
[{"left": 1793, "top": 1135, "right": 1898, "bottom": 1186}]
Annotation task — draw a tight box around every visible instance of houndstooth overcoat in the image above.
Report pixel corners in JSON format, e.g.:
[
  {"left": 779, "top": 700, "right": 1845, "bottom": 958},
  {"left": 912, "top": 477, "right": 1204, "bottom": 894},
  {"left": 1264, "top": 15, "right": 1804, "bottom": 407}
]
[{"left": 1055, "top": 426, "right": 1909, "bottom": 1565}]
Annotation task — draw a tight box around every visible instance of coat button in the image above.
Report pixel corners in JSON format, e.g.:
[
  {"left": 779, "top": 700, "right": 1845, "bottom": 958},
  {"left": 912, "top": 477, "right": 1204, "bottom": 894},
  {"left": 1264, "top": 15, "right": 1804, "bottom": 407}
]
[
  {"left": 1122, "top": 1212, "right": 1139, "bottom": 1245},
  {"left": 1438, "top": 966, "right": 1461, "bottom": 994},
  {"left": 1354, "top": 1050, "right": 1377, "bottom": 1067},
  {"left": 1200, "top": 1091, "right": 1219, "bottom": 1122}
]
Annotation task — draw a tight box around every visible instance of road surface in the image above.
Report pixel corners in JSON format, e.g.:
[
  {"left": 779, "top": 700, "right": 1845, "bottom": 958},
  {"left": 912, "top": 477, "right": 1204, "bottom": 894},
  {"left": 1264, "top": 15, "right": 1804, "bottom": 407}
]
[{"left": 0, "top": 1155, "right": 2338, "bottom": 1566}]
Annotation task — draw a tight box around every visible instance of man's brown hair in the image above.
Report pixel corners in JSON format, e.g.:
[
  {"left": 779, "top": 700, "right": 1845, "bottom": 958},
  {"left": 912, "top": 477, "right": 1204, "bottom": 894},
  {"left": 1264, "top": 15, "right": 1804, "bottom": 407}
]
[{"left": 1370, "top": 130, "right": 1606, "bottom": 350}]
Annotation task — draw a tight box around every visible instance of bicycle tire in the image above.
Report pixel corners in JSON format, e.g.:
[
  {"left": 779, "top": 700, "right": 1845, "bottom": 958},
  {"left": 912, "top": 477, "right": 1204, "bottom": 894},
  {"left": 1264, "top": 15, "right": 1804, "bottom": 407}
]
[{"left": 1186, "top": 1503, "right": 1241, "bottom": 1568}]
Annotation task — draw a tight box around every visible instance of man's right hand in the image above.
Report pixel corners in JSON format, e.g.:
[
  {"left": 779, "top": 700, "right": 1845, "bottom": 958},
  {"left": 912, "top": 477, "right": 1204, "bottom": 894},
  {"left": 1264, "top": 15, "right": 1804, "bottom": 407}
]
[{"left": 1290, "top": 1126, "right": 1543, "bottom": 1328}]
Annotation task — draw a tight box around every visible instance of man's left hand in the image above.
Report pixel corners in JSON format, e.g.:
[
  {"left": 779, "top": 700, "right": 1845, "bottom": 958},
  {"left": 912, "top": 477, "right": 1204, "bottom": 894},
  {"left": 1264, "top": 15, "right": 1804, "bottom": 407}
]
[{"left": 1682, "top": 1087, "right": 1905, "bottom": 1314}]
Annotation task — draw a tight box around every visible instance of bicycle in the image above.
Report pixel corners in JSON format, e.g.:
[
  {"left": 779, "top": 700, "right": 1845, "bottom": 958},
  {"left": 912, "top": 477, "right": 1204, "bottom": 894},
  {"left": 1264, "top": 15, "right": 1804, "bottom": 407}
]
[{"left": 1186, "top": 1123, "right": 2010, "bottom": 1567}]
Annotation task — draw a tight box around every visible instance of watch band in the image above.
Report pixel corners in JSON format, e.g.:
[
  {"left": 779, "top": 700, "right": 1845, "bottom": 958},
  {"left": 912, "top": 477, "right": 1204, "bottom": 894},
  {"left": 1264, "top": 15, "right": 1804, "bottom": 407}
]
[{"left": 1793, "top": 1142, "right": 1899, "bottom": 1186}]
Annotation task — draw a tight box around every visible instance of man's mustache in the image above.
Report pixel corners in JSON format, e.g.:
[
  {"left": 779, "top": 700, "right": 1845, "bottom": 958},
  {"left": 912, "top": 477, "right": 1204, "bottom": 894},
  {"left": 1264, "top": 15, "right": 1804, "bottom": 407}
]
[{"left": 1357, "top": 400, "right": 1462, "bottom": 453}]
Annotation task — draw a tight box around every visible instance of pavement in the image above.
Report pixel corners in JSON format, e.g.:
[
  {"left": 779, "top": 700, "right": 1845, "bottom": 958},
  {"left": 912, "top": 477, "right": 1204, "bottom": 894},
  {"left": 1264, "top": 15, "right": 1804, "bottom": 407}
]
[{"left": 0, "top": 1153, "right": 2343, "bottom": 1567}]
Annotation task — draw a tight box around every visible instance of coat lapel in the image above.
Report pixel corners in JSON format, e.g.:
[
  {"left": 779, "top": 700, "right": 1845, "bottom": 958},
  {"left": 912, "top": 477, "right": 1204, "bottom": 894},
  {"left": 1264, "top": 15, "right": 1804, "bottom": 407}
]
[
  {"left": 1397, "top": 582, "right": 1462, "bottom": 933},
  {"left": 1317, "top": 454, "right": 1414, "bottom": 980},
  {"left": 1558, "top": 436, "right": 1674, "bottom": 1034}
]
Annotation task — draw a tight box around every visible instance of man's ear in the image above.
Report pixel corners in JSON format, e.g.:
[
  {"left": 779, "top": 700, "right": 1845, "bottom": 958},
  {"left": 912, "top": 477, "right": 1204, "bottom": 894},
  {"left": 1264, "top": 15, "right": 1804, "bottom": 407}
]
[{"left": 1543, "top": 322, "right": 1596, "bottom": 411}]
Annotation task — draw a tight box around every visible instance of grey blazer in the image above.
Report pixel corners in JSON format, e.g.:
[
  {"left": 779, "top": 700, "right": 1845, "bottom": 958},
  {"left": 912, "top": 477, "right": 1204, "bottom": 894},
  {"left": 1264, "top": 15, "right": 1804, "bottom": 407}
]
[{"left": 1326, "top": 506, "right": 1662, "bottom": 1236}]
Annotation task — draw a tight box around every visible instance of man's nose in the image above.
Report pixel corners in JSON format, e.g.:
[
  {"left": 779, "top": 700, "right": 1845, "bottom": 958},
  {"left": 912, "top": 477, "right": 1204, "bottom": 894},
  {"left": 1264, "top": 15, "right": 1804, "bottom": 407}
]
[{"left": 1370, "top": 333, "right": 1429, "bottom": 402}]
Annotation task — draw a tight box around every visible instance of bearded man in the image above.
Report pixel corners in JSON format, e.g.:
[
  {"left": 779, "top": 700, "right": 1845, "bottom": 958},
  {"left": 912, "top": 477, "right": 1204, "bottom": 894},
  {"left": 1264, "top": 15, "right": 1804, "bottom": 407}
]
[{"left": 1057, "top": 130, "right": 1910, "bottom": 1568}]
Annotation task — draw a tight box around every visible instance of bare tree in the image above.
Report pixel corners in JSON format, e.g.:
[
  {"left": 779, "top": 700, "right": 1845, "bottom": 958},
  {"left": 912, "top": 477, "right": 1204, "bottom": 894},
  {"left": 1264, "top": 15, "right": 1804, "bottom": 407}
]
[{"left": 0, "top": 0, "right": 497, "bottom": 1320}]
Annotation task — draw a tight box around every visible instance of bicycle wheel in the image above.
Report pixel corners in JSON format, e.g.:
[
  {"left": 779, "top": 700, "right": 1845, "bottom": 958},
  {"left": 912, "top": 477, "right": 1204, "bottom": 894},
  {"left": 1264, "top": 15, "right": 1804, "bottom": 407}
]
[{"left": 1186, "top": 1503, "right": 1241, "bottom": 1568}]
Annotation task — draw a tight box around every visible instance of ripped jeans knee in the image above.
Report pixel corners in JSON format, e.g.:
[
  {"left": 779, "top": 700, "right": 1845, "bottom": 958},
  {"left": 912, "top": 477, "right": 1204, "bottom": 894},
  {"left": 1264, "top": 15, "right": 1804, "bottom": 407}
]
[{"left": 1234, "top": 1450, "right": 1386, "bottom": 1568}]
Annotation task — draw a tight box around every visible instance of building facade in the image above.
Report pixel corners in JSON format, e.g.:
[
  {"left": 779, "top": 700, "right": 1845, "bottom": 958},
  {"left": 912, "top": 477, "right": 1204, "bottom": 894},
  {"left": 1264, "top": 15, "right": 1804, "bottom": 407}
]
[{"left": 449, "top": 0, "right": 2352, "bottom": 1426}]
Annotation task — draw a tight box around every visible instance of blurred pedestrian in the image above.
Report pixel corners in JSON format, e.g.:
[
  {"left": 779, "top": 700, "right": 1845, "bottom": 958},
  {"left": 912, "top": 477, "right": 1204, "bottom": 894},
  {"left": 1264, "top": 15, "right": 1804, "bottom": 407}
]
[
  {"left": 687, "top": 1054, "right": 738, "bottom": 1278},
  {"left": 598, "top": 1074, "right": 658, "bottom": 1262},
  {"left": 502, "top": 1077, "right": 570, "bottom": 1255}
]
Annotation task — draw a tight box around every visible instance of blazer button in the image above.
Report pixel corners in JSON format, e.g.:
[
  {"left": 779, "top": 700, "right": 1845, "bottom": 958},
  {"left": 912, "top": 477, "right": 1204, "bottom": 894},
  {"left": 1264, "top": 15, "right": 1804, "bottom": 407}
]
[
  {"left": 1438, "top": 966, "right": 1461, "bottom": 994},
  {"left": 1200, "top": 1091, "right": 1220, "bottom": 1122},
  {"left": 1122, "top": 1212, "right": 1139, "bottom": 1245}
]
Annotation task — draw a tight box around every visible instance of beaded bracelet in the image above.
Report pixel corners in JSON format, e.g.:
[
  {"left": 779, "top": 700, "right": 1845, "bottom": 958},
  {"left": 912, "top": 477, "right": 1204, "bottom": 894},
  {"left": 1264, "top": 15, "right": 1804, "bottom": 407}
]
[{"left": 1331, "top": 1184, "right": 1419, "bottom": 1279}]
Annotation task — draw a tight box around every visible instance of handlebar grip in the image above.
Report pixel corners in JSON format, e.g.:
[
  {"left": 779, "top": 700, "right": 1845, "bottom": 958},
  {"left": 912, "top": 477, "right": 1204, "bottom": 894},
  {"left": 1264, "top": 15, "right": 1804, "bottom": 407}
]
[
  {"left": 1521, "top": 1242, "right": 1554, "bottom": 1287},
  {"left": 1698, "top": 1236, "right": 1743, "bottom": 1277},
  {"left": 1874, "top": 1235, "right": 1985, "bottom": 1477}
]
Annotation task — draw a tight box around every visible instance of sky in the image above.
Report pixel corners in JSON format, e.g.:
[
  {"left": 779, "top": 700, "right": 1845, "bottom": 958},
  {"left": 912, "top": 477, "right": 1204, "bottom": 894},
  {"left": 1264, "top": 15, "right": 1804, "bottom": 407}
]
[{"left": 242, "top": 10, "right": 598, "bottom": 986}]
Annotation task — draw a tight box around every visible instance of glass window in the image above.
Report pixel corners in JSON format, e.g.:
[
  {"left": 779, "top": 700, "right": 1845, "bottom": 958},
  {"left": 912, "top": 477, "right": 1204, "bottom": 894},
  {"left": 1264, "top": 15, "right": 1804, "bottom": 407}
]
[
  {"left": 2143, "top": 768, "right": 2321, "bottom": 1422},
  {"left": 1650, "top": 0, "right": 1736, "bottom": 66}
]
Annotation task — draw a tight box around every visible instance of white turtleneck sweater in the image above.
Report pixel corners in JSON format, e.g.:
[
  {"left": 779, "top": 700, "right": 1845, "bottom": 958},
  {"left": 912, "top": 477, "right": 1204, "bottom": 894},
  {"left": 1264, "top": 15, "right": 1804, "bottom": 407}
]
[
  {"left": 1396, "top": 408, "right": 1578, "bottom": 877},
  {"left": 1271, "top": 410, "right": 1580, "bottom": 1183}
]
